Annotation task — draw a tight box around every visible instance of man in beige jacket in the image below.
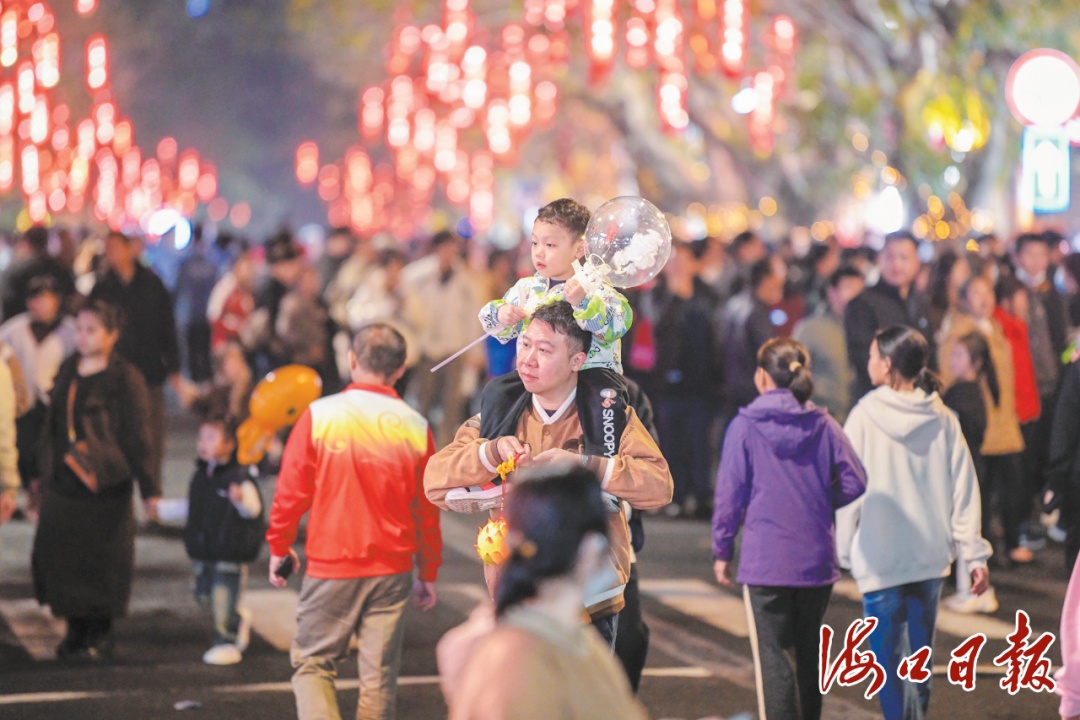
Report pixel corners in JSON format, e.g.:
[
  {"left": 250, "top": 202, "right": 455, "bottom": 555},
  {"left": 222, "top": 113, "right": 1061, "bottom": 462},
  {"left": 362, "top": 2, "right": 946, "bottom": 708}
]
[{"left": 425, "top": 301, "right": 673, "bottom": 647}]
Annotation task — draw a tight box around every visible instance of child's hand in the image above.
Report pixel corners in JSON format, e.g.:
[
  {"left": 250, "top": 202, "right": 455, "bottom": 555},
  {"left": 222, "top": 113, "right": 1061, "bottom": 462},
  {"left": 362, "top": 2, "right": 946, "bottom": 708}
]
[
  {"left": 497, "top": 304, "right": 527, "bottom": 327},
  {"left": 228, "top": 483, "right": 244, "bottom": 504},
  {"left": 563, "top": 278, "right": 586, "bottom": 307}
]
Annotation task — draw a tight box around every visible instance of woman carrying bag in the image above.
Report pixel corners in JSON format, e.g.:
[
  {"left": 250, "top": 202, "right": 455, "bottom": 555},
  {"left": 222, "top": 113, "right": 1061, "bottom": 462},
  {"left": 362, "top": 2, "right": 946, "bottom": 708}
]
[{"left": 32, "top": 299, "right": 159, "bottom": 661}]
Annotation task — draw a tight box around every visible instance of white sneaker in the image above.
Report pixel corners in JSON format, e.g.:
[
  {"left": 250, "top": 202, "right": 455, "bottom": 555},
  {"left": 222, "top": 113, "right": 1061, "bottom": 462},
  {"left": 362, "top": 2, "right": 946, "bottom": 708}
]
[
  {"left": 235, "top": 608, "right": 252, "bottom": 652},
  {"left": 943, "top": 587, "right": 999, "bottom": 614},
  {"left": 202, "top": 643, "right": 243, "bottom": 666},
  {"left": 445, "top": 480, "right": 505, "bottom": 514}
]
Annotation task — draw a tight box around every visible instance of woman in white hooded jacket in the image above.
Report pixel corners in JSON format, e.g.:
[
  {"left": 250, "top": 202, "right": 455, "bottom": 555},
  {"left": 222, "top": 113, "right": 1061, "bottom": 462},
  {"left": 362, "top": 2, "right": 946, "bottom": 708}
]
[{"left": 836, "top": 325, "right": 993, "bottom": 720}]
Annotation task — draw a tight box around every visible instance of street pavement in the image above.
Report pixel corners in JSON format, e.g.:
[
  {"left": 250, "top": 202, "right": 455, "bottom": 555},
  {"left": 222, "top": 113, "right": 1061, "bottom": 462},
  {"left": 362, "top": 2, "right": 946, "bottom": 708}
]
[{"left": 0, "top": 414, "right": 1067, "bottom": 719}]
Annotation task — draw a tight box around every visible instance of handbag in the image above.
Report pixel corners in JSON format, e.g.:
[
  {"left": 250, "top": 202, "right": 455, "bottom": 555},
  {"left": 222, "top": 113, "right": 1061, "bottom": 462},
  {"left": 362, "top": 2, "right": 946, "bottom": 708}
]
[{"left": 63, "top": 379, "right": 98, "bottom": 493}]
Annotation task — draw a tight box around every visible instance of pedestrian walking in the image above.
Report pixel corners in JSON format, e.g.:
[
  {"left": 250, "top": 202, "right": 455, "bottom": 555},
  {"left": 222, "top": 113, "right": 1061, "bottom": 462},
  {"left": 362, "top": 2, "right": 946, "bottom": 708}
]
[
  {"left": 156, "top": 414, "right": 263, "bottom": 666},
  {"left": 32, "top": 299, "right": 158, "bottom": 662},
  {"left": 712, "top": 337, "right": 867, "bottom": 720},
  {"left": 266, "top": 323, "right": 441, "bottom": 720},
  {"left": 837, "top": 325, "right": 992, "bottom": 720}
]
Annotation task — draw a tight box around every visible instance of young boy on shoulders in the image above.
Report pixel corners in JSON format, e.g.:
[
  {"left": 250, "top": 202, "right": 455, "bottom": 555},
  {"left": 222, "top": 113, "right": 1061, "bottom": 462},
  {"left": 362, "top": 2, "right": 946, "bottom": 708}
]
[{"left": 449, "top": 199, "right": 633, "bottom": 511}]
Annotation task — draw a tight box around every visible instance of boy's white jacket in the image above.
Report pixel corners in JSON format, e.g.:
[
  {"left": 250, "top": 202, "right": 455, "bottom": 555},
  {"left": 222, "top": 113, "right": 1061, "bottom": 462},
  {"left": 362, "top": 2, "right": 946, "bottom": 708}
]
[{"left": 836, "top": 386, "right": 992, "bottom": 594}]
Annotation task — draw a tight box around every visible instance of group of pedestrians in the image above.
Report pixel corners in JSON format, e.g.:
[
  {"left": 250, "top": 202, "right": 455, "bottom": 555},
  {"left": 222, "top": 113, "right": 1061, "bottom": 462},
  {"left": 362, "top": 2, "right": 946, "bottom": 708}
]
[{"left": 3, "top": 212, "right": 1080, "bottom": 720}]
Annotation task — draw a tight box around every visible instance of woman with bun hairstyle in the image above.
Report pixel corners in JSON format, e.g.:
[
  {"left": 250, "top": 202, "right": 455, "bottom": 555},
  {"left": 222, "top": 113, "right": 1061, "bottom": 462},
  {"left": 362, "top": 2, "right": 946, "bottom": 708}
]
[
  {"left": 712, "top": 337, "right": 867, "bottom": 720},
  {"left": 440, "top": 464, "right": 647, "bottom": 720},
  {"left": 837, "top": 325, "right": 992, "bottom": 720}
]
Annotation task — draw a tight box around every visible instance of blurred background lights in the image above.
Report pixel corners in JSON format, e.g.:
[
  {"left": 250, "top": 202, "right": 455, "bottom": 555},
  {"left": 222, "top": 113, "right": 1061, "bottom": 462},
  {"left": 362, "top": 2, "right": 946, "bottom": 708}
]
[
  {"left": 866, "top": 185, "right": 905, "bottom": 234},
  {"left": 148, "top": 207, "right": 192, "bottom": 249},
  {"left": 186, "top": 0, "right": 211, "bottom": 19}
]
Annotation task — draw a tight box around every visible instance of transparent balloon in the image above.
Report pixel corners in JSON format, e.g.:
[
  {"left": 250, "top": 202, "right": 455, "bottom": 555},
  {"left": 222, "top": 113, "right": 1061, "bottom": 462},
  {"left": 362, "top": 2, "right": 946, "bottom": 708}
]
[{"left": 579, "top": 196, "right": 672, "bottom": 290}]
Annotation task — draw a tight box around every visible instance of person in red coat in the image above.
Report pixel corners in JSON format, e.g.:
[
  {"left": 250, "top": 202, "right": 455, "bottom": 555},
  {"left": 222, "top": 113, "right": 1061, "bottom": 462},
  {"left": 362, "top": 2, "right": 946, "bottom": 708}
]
[{"left": 995, "top": 277, "right": 1041, "bottom": 425}]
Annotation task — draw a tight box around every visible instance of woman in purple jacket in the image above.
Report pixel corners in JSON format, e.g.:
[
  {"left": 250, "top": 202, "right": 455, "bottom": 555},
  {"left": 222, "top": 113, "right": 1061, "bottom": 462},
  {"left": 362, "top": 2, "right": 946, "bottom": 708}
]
[{"left": 712, "top": 337, "right": 868, "bottom": 720}]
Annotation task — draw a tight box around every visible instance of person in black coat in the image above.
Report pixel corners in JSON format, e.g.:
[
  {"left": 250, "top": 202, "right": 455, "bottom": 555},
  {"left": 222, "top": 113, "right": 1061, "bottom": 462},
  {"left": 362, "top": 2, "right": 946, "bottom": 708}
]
[
  {"left": 845, "top": 231, "right": 933, "bottom": 399},
  {"left": 1044, "top": 359, "right": 1080, "bottom": 572},
  {"left": 88, "top": 231, "right": 182, "bottom": 490},
  {"left": 32, "top": 299, "right": 158, "bottom": 661},
  {"left": 157, "top": 414, "right": 264, "bottom": 666}
]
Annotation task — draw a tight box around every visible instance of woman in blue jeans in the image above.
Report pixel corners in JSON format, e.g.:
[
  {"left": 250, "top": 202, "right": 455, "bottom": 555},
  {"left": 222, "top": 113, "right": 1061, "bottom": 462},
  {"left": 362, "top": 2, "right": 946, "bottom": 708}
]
[{"left": 837, "top": 326, "right": 993, "bottom": 720}]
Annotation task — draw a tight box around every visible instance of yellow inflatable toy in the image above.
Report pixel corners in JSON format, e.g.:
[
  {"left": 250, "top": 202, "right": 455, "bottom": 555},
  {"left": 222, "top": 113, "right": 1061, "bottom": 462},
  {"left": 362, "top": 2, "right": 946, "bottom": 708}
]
[{"left": 236, "top": 364, "right": 323, "bottom": 465}]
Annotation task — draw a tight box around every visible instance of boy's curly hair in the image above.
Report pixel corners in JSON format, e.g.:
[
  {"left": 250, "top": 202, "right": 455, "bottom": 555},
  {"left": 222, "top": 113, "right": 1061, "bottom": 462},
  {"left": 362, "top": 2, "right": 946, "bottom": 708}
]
[{"left": 536, "top": 198, "right": 590, "bottom": 241}]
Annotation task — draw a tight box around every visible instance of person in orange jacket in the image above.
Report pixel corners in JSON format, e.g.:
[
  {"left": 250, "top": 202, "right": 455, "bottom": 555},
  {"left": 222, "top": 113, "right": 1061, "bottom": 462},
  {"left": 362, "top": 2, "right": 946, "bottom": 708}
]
[{"left": 266, "top": 323, "right": 441, "bottom": 720}]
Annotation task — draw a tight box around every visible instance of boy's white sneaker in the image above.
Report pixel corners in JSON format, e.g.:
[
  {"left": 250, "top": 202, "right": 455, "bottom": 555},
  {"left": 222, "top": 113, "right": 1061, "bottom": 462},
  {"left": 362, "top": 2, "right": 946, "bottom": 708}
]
[
  {"left": 445, "top": 481, "right": 504, "bottom": 514},
  {"left": 236, "top": 608, "right": 252, "bottom": 652},
  {"left": 202, "top": 643, "right": 243, "bottom": 666},
  {"left": 943, "top": 587, "right": 999, "bottom": 615}
]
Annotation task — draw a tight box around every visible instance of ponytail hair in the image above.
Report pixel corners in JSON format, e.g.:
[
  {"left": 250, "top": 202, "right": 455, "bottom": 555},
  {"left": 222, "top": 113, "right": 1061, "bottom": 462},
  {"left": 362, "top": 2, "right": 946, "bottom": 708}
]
[
  {"left": 874, "top": 325, "right": 942, "bottom": 395},
  {"left": 494, "top": 464, "right": 610, "bottom": 618},
  {"left": 756, "top": 337, "right": 814, "bottom": 404},
  {"left": 955, "top": 331, "right": 1001, "bottom": 406}
]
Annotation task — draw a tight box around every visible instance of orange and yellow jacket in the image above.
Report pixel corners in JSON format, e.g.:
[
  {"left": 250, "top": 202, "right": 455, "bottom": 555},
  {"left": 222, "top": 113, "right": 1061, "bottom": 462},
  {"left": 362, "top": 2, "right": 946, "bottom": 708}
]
[{"left": 266, "top": 383, "right": 442, "bottom": 582}]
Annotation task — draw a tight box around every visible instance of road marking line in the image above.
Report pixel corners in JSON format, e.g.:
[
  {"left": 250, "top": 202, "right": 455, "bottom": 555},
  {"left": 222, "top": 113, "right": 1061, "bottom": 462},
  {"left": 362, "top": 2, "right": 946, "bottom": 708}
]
[
  {"left": 833, "top": 579, "right": 1017, "bottom": 640},
  {"left": 0, "top": 599, "right": 65, "bottom": 661},
  {"left": 0, "top": 668, "right": 717, "bottom": 705},
  {"left": 644, "top": 612, "right": 878, "bottom": 720},
  {"left": 640, "top": 578, "right": 749, "bottom": 637},
  {"left": 0, "top": 690, "right": 109, "bottom": 705}
]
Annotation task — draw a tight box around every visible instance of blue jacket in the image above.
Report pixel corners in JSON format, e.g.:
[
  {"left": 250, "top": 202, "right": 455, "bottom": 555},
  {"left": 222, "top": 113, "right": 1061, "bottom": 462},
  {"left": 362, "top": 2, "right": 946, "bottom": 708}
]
[{"left": 711, "top": 389, "right": 867, "bottom": 587}]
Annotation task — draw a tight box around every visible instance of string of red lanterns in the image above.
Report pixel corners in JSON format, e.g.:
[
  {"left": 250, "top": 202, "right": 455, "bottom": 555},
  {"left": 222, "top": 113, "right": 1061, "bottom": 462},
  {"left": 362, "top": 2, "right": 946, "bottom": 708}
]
[
  {"left": 0, "top": 0, "right": 235, "bottom": 231},
  {"left": 305, "top": 0, "right": 798, "bottom": 237}
]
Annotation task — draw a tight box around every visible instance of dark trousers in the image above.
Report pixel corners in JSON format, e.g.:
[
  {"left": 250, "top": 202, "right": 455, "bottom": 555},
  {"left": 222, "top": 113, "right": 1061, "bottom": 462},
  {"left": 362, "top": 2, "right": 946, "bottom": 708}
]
[
  {"left": 185, "top": 322, "right": 213, "bottom": 382},
  {"left": 745, "top": 584, "right": 833, "bottom": 720},
  {"left": 1021, "top": 399, "right": 1056, "bottom": 518},
  {"left": 591, "top": 611, "right": 620, "bottom": 651},
  {"left": 613, "top": 563, "right": 650, "bottom": 692},
  {"left": 147, "top": 384, "right": 166, "bottom": 488},
  {"left": 983, "top": 453, "right": 1026, "bottom": 552},
  {"left": 15, "top": 401, "right": 47, "bottom": 487},
  {"left": 656, "top": 395, "right": 714, "bottom": 508}
]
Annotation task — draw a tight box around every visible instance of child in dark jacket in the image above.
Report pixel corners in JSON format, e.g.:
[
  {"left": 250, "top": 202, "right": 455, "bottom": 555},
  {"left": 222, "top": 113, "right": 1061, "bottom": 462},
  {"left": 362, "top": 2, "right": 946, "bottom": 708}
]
[
  {"left": 711, "top": 338, "right": 867, "bottom": 720},
  {"left": 158, "top": 415, "right": 264, "bottom": 665}
]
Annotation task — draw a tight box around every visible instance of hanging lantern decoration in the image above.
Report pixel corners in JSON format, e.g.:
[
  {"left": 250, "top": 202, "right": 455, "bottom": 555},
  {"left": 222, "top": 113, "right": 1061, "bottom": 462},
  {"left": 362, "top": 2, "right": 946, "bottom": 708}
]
[
  {"left": 719, "top": 0, "right": 748, "bottom": 78},
  {"left": 585, "top": 0, "right": 617, "bottom": 81}
]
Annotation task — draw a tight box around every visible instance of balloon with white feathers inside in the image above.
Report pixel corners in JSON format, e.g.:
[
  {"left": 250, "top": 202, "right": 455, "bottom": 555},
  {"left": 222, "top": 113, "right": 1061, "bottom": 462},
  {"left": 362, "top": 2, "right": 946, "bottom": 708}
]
[{"left": 573, "top": 196, "right": 673, "bottom": 293}]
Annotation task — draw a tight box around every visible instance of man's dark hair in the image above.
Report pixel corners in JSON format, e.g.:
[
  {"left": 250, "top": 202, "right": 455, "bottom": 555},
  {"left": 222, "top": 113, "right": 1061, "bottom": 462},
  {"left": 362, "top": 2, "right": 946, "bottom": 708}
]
[
  {"left": 529, "top": 301, "right": 592, "bottom": 357},
  {"left": 536, "top": 198, "right": 590, "bottom": 241},
  {"left": 827, "top": 265, "right": 865, "bottom": 288},
  {"left": 24, "top": 225, "right": 48, "bottom": 254},
  {"left": 749, "top": 255, "right": 777, "bottom": 291},
  {"left": 883, "top": 230, "right": 919, "bottom": 249},
  {"left": 352, "top": 323, "right": 407, "bottom": 376},
  {"left": 106, "top": 229, "right": 133, "bottom": 246},
  {"left": 1015, "top": 232, "right": 1051, "bottom": 253}
]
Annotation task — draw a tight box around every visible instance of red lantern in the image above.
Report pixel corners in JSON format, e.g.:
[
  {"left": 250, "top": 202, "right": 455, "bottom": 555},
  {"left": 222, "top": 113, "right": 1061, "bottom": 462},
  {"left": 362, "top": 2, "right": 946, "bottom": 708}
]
[{"left": 86, "top": 35, "right": 108, "bottom": 91}]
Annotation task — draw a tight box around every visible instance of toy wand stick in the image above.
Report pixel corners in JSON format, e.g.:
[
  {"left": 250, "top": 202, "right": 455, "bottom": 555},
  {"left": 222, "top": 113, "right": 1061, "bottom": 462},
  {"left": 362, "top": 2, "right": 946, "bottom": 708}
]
[{"left": 429, "top": 333, "right": 489, "bottom": 373}]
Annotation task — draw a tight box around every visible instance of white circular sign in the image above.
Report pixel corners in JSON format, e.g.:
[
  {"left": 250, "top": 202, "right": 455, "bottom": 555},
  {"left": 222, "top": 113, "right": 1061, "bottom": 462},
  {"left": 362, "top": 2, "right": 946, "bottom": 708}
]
[{"left": 1006, "top": 49, "right": 1080, "bottom": 127}]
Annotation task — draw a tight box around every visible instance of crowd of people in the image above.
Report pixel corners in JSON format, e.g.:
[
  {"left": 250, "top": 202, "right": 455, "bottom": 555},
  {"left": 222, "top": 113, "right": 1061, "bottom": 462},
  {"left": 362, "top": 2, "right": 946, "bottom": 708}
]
[{"left": 2, "top": 209, "right": 1080, "bottom": 720}]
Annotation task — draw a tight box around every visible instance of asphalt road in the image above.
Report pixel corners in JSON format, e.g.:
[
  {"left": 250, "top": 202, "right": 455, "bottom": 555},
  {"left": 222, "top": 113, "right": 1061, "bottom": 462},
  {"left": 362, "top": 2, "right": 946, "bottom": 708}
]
[{"left": 0, "top": 414, "right": 1067, "bottom": 719}]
